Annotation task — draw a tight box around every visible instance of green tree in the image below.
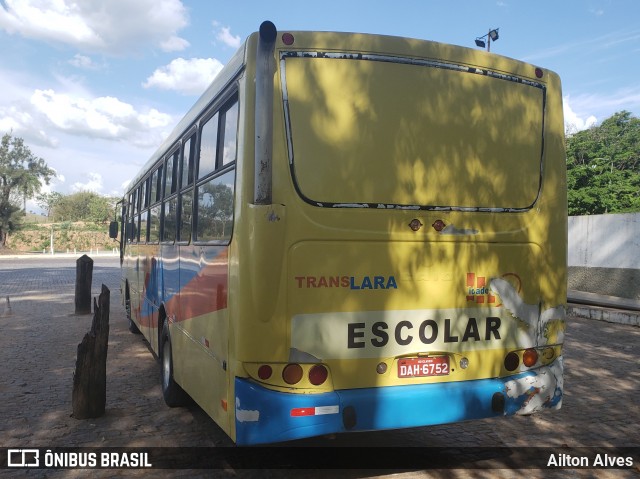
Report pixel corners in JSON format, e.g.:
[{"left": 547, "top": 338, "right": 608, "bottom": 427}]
[
  {"left": 566, "top": 111, "right": 640, "bottom": 215},
  {"left": 52, "top": 191, "right": 115, "bottom": 223},
  {"left": 88, "top": 194, "right": 117, "bottom": 224},
  {"left": 0, "top": 133, "right": 56, "bottom": 246},
  {"left": 36, "top": 191, "right": 64, "bottom": 217}
]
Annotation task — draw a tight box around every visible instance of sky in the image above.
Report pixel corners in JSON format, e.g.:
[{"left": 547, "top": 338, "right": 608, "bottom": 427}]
[{"left": 1, "top": 0, "right": 639, "bottom": 213}]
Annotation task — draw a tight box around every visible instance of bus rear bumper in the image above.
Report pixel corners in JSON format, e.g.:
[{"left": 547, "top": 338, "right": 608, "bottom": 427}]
[{"left": 234, "top": 358, "right": 563, "bottom": 445}]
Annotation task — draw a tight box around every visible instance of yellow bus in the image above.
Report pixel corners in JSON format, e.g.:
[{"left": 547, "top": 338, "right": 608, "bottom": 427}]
[{"left": 112, "top": 21, "right": 567, "bottom": 445}]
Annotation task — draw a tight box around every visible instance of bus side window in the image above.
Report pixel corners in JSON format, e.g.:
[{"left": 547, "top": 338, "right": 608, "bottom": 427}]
[
  {"left": 165, "top": 150, "right": 179, "bottom": 197},
  {"left": 193, "top": 95, "right": 238, "bottom": 243},
  {"left": 149, "top": 205, "right": 160, "bottom": 242},
  {"left": 161, "top": 147, "right": 179, "bottom": 244},
  {"left": 181, "top": 136, "right": 195, "bottom": 189},
  {"left": 196, "top": 170, "right": 235, "bottom": 242},
  {"left": 198, "top": 113, "right": 219, "bottom": 179},
  {"left": 150, "top": 169, "right": 159, "bottom": 205},
  {"left": 222, "top": 100, "right": 238, "bottom": 165},
  {"left": 126, "top": 221, "right": 136, "bottom": 242},
  {"left": 140, "top": 210, "right": 149, "bottom": 243},
  {"left": 140, "top": 178, "right": 148, "bottom": 210},
  {"left": 163, "top": 196, "right": 177, "bottom": 242},
  {"left": 179, "top": 189, "right": 193, "bottom": 243},
  {"left": 128, "top": 192, "right": 136, "bottom": 242},
  {"left": 135, "top": 185, "right": 143, "bottom": 243}
]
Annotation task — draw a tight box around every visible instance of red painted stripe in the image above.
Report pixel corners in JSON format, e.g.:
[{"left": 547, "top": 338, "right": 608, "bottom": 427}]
[
  {"left": 135, "top": 248, "right": 229, "bottom": 328},
  {"left": 177, "top": 253, "right": 229, "bottom": 321}
]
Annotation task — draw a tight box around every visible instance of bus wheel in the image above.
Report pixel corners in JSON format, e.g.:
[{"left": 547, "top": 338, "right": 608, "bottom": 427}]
[
  {"left": 125, "top": 285, "right": 141, "bottom": 334},
  {"left": 161, "top": 323, "right": 188, "bottom": 407}
]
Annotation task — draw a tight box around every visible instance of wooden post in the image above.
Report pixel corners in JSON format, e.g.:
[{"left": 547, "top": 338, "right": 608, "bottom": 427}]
[
  {"left": 72, "top": 284, "right": 110, "bottom": 419},
  {"left": 75, "top": 254, "right": 93, "bottom": 315}
]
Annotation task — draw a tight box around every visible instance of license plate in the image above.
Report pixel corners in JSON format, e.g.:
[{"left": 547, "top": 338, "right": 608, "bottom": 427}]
[{"left": 398, "top": 356, "right": 450, "bottom": 378}]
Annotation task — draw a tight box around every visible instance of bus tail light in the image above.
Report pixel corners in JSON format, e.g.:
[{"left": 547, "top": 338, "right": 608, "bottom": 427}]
[
  {"left": 308, "top": 365, "right": 328, "bottom": 385},
  {"left": 258, "top": 365, "right": 272, "bottom": 380},
  {"left": 523, "top": 348, "right": 539, "bottom": 367},
  {"left": 283, "top": 363, "right": 304, "bottom": 384},
  {"left": 505, "top": 348, "right": 542, "bottom": 372},
  {"left": 247, "top": 362, "right": 332, "bottom": 388},
  {"left": 504, "top": 351, "right": 520, "bottom": 371}
]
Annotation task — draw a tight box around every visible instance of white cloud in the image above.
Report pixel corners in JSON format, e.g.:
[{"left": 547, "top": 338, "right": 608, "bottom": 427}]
[
  {"left": 0, "top": 67, "right": 171, "bottom": 199},
  {"left": 0, "top": 103, "right": 59, "bottom": 147},
  {"left": 37, "top": 174, "right": 65, "bottom": 195},
  {"left": 563, "top": 97, "right": 597, "bottom": 134},
  {"left": 0, "top": 0, "right": 189, "bottom": 54},
  {"left": 28, "top": 89, "right": 173, "bottom": 147},
  {"left": 72, "top": 172, "right": 103, "bottom": 193},
  {"left": 0, "top": 69, "right": 59, "bottom": 146},
  {"left": 68, "top": 54, "right": 102, "bottom": 70},
  {"left": 0, "top": 0, "right": 100, "bottom": 46},
  {"left": 214, "top": 23, "right": 241, "bottom": 49},
  {"left": 160, "top": 35, "right": 190, "bottom": 52},
  {"left": 143, "top": 57, "right": 224, "bottom": 95}
]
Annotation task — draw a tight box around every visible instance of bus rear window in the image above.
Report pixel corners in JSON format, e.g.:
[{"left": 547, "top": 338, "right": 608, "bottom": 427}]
[{"left": 282, "top": 55, "right": 545, "bottom": 211}]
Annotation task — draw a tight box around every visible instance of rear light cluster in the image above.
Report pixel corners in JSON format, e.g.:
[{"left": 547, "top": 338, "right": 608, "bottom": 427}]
[
  {"left": 254, "top": 363, "right": 330, "bottom": 387},
  {"left": 504, "top": 347, "right": 557, "bottom": 372}
]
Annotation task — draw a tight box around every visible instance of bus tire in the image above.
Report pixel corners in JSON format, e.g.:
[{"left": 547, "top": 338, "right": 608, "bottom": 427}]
[
  {"left": 161, "top": 323, "right": 188, "bottom": 407},
  {"left": 125, "top": 284, "right": 141, "bottom": 334}
]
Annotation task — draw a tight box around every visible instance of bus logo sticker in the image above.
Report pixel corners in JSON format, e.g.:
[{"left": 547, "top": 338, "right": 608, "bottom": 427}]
[
  {"left": 295, "top": 275, "right": 398, "bottom": 290},
  {"left": 466, "top": 272, "right": 496, "bottom": 304}
]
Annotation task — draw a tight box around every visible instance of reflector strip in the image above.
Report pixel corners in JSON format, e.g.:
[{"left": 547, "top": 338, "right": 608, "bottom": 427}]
[{"left": 290, "top": 405, "right": 339, "bottom": 417}]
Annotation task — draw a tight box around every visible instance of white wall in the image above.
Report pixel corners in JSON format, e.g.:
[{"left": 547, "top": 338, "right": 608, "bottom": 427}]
[
  {"left": 568, "top": 213, "right": 640, "bottom": 269},
  {"left": 568, "top": 213, "right": 640, "bottom": 299}
]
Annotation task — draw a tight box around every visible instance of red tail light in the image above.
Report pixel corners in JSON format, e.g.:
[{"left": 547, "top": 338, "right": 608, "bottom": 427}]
[
  {"left": 282, "top": 363, "right": 303, "bottom": 384},
  {"left": 523, "top": 348, "right": 539, "bottom": 367},
  {"left": 309, "top": 365, "right": 328, "bottom": 385},
  {"left": 504, "top": 351, "right": 520, "bottom": 371},
  {"left": 258, "top": 365, "right": 272, "bottom": 380}
]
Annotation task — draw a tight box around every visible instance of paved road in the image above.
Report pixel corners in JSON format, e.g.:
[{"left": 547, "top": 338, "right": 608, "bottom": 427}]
[{"left": 0, "top": 255, "right": 639, "bottom": 478}]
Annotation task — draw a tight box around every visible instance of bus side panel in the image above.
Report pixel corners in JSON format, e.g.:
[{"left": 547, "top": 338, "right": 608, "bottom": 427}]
[
  {"left": 125, "top": 242, "right": 145, "bottom": 334},
  {"left": 170, "top": 244, "right": 231, "bottom": 434},
  {"left": 160, "top": 243, "right": 180, "bottom": 344},
  {"left": 136, "top": 245, "right": 161, "bottom": 348}
]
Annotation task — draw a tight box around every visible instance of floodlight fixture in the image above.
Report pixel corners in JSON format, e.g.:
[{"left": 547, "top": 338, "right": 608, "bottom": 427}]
[{"left": 474, "top": 28, "right": 500, "bottom": 52}]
